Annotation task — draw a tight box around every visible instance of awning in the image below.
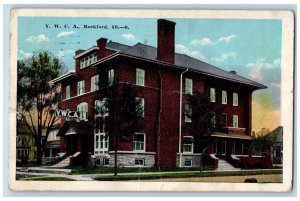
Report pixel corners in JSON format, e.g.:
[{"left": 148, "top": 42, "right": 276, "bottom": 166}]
[
  {"left": 210, "top": 132, "right": 251, "bottom": 140},
  {"left": 57, "top": 121, "right": 93, "bottom": 136}
]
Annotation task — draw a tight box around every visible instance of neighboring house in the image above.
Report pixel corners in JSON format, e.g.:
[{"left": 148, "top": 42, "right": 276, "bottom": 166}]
[
  {"left": 16, "top": 121, "right": 37, "bottom": 163},
  {"left": 43, "top": 125, "right": 61, "bottom": 164},
  {"left": 266, "top": 126, "right": 283, "bottom": 164},
  {"left": 53, "top": 19, "right": 266, "bottom": 168}
]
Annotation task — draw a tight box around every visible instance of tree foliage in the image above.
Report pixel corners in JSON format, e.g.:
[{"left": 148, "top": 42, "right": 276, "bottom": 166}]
[
  {"left": 95, "top": 80, "right": 144, "bottom": 175},
  {"left": 17, "top": 51, "right": 64, "bottom": 164}
]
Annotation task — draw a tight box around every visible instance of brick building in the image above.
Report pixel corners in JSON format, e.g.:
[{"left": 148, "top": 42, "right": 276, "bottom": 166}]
[{"left": 53, "top": 19, "right": 266, "bottom": 168}]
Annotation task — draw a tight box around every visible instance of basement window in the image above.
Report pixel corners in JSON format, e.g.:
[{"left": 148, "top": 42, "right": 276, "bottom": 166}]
[
  {"left": 184, "top": 159, "right": 192, "bottom": 167},
  {"left": 134, "top": 158, "right": 145, "bottom": 166}
]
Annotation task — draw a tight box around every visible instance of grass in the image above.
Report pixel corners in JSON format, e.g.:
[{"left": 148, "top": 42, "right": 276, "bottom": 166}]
[
  {"left": 94, "top": 169, "right": 282, "bottom": 181},
  {"left": 71, "top": 167, "right": 212, "bottom": 175}
]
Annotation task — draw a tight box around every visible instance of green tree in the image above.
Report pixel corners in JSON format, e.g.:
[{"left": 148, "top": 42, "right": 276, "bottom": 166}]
[
  {"left": 95, "top": 80, "right": 144, "bottom": 176},
  {"left": 17, "top": 51, "right": 64, "bottom": 164}
]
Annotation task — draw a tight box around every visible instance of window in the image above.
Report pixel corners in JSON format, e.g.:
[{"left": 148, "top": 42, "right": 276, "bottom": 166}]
[
  {"left": 103, "top": 158, "right": 110, "bottom": 166},
  {"left": 95, "top": 99, "right": 108, "bottom": 118},
  {"left": 136, "top": 68, "right": 145, "bottom": 86},
  {"left": 210, "top": 88, "right": 216, "bottom": 102},
  {"left": 233, "top": 92, "right": 238, "bottom": 106},
  {"left": 91, "top": 75, "right": 99, "bottom": 92},
  {"left": 108, "top": 69, "right": 114, "bottom": 86},
  {"left": 133, "top": 133, "right": 145, "bottom": 152},
  {"left": 221, "top": 113, "right": 227, "bottom": 127},
  {"left": 221, "top": 141, "right": 226, "bottom": 155},
  {"left": 77, "top": 80, "right": 85, "bottom": 96},
  {"left": 134, "top": 158, "right": 145, "bottom": 166},
  {"left": 136, "top": 97, "right": 145, "bottom": 117},
  {"left": 185, "top": 104, "right": 192, "bottom": 123},
  {"left": 222, "top": 90, "right": 227, "bottom": 104},
  {"left": 233, "top": 115, "right": 238, "bottom": 128},
  {"left": 77, "top": 102, "right": 88, "bottom": 121},
  {"left": 185, "top": 78, "right": 193, "bottom": 95},
  {"left": 183, "top": 136, "right": 193, "bottom": 153},
  {"left": 80, "top": 52, "right": 98, "bottom": 69},
  {"left": 240, "top": 143, "right": 244, "bottom": 155},
  {"left": 66, "top": 85, "right": 70, "bottom": 99},
  {"left": 184, "top": 159, "right": 192, "bottom": 167},
  {"left": 211, "top": 112, "right": 216, "bottom": 128},
  {"left": 95, "top": 133, "right": 109, "bottom": 153}
]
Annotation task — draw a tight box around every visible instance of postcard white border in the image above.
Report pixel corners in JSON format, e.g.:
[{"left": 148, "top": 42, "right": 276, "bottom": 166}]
[{"left": 9, "top": 8, "right": 294, "bottom": 192}]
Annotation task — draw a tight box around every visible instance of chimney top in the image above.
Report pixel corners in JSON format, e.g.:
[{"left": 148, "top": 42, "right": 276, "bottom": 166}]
[{"left": 229, "top": 70, "right": 237, "bottom": 75}]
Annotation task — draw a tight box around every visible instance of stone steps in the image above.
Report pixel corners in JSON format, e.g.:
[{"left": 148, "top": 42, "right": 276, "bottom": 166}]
[
  {"left": 217, "top": 159, "right": 241, "bottom": 171},
  {"left": 51, "top": 157, "right": 71, "bottom": 168}
]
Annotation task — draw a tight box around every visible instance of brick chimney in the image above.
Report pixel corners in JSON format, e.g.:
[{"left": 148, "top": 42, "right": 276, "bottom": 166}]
[
  {"left": 157, "top": 19, "right": 176, "bottom": 64},
  {"left": 97, "top": 38, "right": 108, "bottom": 59},
  {"left": 75, "top": 49, "right": 85, "bottom": 72}
]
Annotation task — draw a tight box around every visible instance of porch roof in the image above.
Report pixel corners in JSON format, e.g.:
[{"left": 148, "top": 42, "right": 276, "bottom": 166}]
[
  {"left": 57, "top": 121, "right": 93, "bottom": 136},
  {"left": 210, "top": 132, "right": 251, "bottom": 140}
]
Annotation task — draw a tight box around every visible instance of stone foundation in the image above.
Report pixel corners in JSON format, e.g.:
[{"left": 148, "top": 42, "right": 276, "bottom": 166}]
[{"left": 176, "top": 153, "right": 202, "bottom": 168}]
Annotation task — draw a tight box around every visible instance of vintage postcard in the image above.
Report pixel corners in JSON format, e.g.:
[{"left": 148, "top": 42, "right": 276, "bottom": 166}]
[{"left": 9, "top": 9, "right": 294, "bottom": 191}]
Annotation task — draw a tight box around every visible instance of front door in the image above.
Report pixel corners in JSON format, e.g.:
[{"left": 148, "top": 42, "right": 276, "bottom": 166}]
[{"left": 66, "top": 135, "right": 78, "bottom": 155}]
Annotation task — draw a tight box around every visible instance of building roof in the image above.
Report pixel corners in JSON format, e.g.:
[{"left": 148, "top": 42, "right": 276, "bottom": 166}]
[
  {"left": 119, "top": 43, "right": 266, "bottom": 89},
  {"left": 106, "top": 41, "right": 131, "bottom": 52},
  {"left": 52, "top": 70, "right": 78, "bottom": 83},
  {"left": 266, "top": 126, "right": 283, "bottom": 143}
]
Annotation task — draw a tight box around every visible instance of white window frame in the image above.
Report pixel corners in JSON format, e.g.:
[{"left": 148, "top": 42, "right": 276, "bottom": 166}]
[
  {"left": 91, "top": 75, "right": 99, "bottom": 92},
  {"left": 233, "top": 115, "right": 238, "bottom": 128},
  {"left": 183, "top": 136, "right": 193, "bottom": 153},
  {"left": 185, "top": 78, "right": 193, "bottom": 95},
  {"left": 65, "top": 85, "right": 70, "bottom": 99},
  {"left": 80, "top": 53, "right": 98, "bottom": 69},
  {"left": 184, "top": 159, "right": 193, "bottom": 167},
  {"left": 213, "top": 140, "right": 218, "bottom": 155},
  {"left": 77, "top": 80, "right": 85, "bottom": 96},
  {"left": 133, "top": 133, "right": 146, "bottom": 152},
  {"left": 108, "top": 69, "right": 114, "bottom": 86},
  {"left": 136, "top": 68, "right": 145, "bottom": 86},
  {"left": 233, "top": 92, "right": 238, "bottom": 106},
  {"left": 222, "top": 141, "right": 226, "bottom": 155},
  {"left": 103, "top": 158, "right": 110, "bottom": 166},
  {"left": 136, "top": 97, "right": 145, "bottom": 117},
  {"left": 210, "top": 88, "right": 216, "bottom": 102},
  {"left": 222, "top": 90, "right": 227, "bottom": 104},
  {"left": 95, "top": 99, "right": 108, "bottom": 118},
  {"left": 134, "top": 158, "right": 145, "bottom": 166},
  {"left": 77, "top": 102, "right": 88, "bottom": 121},
  {"left": 185, "top": 104, "right": 192, "bottom": 123},
  {"left": 94, "top": 133, "right": 109, "bottom": 154}
]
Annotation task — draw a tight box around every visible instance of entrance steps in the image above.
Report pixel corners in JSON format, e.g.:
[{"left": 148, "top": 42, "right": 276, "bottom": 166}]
[
  {"left": 52, "top": 156, "right": 71, "bottom": 168},
  {"left": 217, "top": 159, "right": 241, "bottom": 171}
]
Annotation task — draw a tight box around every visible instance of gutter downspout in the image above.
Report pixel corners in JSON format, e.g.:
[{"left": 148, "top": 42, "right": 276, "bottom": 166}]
[{"left": 179, "top": 68, "right": 188, "bottom": 167}]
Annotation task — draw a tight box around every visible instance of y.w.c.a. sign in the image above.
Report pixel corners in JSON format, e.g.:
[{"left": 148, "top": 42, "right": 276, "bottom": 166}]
[{"left": 55, "top": 109, "right": 80, "bottom": 119}]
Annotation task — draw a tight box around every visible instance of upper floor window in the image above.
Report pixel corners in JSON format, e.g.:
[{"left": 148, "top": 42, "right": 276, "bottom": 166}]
[
  {"left": 210, "top": 88, "right": 216, "bottom": 102},
  {"left": 108, "top": 69, "right": 114, "bottom": 86},
  {"left": 95, "top": 99, "right": 108, "bottom": 118},
  {"left": 65, "top": 85, "right": 70, "bottom": 99},
  {"left": 91, "top": 75, "right": 100, "bottom": 92},
  {"left": 185, "top": 78, "right": 193, "bottom": 95},
  {"left": 136, "top": 97, "right": 145, "bottom": 117},
  {"left": 233, "top": 92, "right": 238, "bottom": 106},
  {"left": 233, "top": 115, "right": 238, "bottom": 128},
  {"left": 183, "top": 136, "right": 193, "bottom": 153},
  {"left": 185, "top": 104, "right": 192, "bottom": 123},
  {"left": 133, "top": 133, "right": 146, "bottom": 152},
  {"left": 211, "top": 112, "right": 216, "bottom": 128},
  {"left": 222, "top": 90, "right": 227, "bottom": 104},
  {"left": 77, "top": 102, "right": 88, "bottom": 121},
  {"left": 80, "top": 52, "right": 98, "bottom": 69},
  {"left": 77, "top": 80, "right": 85, "bottom": 96},
  {"left": 136, "top": 68, "right": 145, "bottom": 86},
  {"left": 221, "top": 113, "right": 227, "bottom": 128}
]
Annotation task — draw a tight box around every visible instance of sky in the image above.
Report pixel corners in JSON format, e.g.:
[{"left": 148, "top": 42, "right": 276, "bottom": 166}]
[{"left": 17, "top": 17, "right": 282, "bottom": 133}]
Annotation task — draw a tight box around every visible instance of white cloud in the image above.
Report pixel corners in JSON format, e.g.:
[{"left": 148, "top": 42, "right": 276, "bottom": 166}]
[
  {"left": 218, "top": 35, "right": 237, "bottom": 43},
  {"left": 26, "top": 34, "right": 50, "bottom": 43},
  {"left": 56, "top": 31, "right": 75, "bottom": 38},
  {"left": 18, "top": 50, "right": 33, "bottom": 60},
  {"left": 211, "top": 52, "right": 237, "bottom": 62},
  {"left": 270, "top": 82, "right": 281, "bottom": 88},
  {"left": 191, "top": 37, "right": 214, "bottom": 46},
  {"left": 247, "top": 58, "right": 281, "bottom": 81},
  {"left": 122, "top": 33, "right": 137, "bottom": 41},
  {"left": 175, "top": 44, "right": 205, "bottom": 60},
  {"left": 56, "top": 49, "right": 74, "bottom": 58},
  {"left": 246, "top": 58, "right": 281, "bottom": 70}
]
